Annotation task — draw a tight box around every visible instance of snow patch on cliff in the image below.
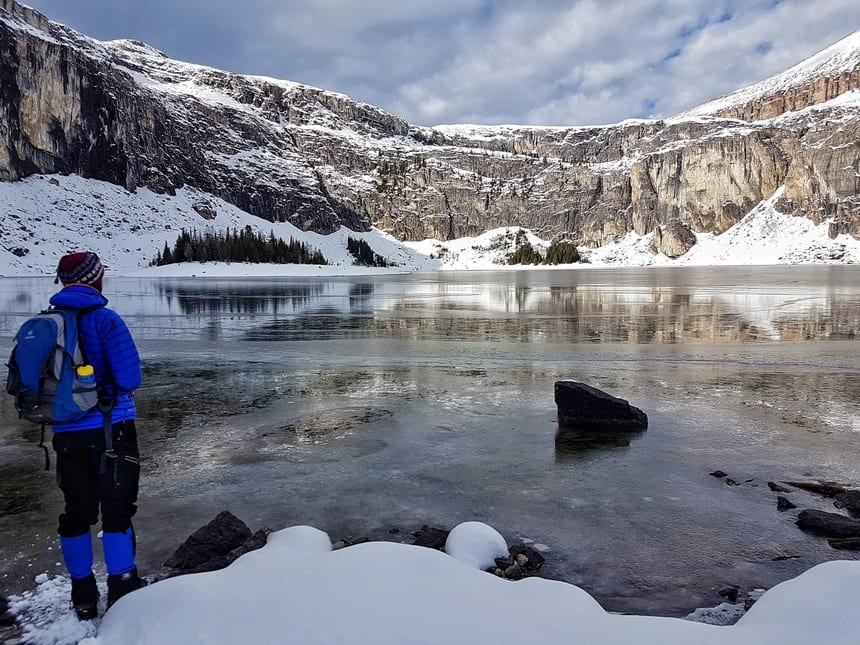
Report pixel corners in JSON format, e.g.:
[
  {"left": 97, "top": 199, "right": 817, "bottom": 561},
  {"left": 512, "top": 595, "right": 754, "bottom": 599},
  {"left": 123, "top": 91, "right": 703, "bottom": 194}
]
[{"left": 0, "top": 9, "right": 59, "bottom": 44}]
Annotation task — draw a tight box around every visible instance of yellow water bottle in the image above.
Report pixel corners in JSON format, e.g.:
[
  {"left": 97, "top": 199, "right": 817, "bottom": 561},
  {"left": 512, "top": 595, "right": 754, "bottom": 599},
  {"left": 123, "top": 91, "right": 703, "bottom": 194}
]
[{"left": 76, "top": 364, "right": 96, "bottom": 386}]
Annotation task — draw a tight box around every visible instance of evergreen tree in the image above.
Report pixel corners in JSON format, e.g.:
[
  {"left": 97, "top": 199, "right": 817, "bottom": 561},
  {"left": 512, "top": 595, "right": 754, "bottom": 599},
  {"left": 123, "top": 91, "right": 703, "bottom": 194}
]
[
  {"left": 151, "top": 227, "right": 329, "bottom": 266},
  {"left": 506, "top": 237, "right": 581, "bottom": 266},
  {"left": 347, "top": 237, "right": 392, "bottom": 267},
  {"left": 506, "top": 242, "right": 542, "bottom": 265},
  {"left": 544, "top": 242, "right": 580, "bottom": 264}
]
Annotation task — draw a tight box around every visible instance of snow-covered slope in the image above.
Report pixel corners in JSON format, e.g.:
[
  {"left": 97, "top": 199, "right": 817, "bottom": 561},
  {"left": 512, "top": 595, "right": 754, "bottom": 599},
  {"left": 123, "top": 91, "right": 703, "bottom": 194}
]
[
  {"left": 1, "top": 174, "right": 856, "bottom": 277},
  {"left": 585, "top": 187, "right": 860, "bottom": 267},
  {"left": 0, "top": 174, "right": 437, "bottom": 277}
]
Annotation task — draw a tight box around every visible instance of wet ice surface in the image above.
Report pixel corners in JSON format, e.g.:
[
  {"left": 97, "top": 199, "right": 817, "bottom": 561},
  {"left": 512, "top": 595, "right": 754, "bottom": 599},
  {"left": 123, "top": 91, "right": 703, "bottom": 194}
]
[{"left": 1, "top": 266, "right": 859, "bottom": 617}]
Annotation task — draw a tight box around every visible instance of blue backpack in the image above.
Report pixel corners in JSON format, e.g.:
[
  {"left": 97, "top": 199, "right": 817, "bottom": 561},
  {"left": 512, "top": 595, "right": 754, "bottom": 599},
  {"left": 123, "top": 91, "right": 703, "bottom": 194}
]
[{"left": 5, "top": 308, "right": 100, "bottom": 425}]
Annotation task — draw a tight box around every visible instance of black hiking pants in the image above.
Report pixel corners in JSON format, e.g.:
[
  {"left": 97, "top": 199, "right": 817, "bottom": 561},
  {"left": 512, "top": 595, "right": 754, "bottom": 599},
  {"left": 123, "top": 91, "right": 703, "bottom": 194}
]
[{"left": 52, "top": 420, "right": 140, "bottom": 538}]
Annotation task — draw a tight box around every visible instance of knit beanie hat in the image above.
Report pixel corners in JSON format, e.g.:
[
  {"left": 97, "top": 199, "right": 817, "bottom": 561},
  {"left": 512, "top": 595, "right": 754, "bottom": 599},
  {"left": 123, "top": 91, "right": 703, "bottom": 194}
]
[{"left": 55, "top": 252, "right": 105, "bottom": 291}]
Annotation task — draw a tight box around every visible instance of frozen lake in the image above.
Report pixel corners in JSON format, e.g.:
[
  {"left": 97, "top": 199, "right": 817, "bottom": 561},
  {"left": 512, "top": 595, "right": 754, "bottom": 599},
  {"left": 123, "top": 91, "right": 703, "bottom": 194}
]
[{"left": 1, "top": 265, "right": 858, "bottom": 616}]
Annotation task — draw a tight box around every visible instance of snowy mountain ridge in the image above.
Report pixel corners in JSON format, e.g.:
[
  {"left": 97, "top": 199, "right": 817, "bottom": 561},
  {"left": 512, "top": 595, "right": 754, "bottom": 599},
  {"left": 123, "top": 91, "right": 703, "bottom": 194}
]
[
  {"left": 677, "top": 28, "right": 860, "bottom": 120},
  {"left": 1, "top": 0, "right": 859, "bottom": 274}
]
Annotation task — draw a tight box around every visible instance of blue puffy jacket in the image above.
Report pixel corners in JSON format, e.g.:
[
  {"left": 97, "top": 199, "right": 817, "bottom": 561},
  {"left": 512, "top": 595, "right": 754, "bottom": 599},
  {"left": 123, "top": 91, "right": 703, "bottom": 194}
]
[{"left": 48, "top": 285, "right": 142, "bottom": 432}]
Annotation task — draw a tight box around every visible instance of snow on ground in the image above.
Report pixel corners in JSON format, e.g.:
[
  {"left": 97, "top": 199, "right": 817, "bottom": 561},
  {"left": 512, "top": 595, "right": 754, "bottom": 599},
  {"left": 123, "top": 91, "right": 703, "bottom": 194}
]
[
  {"left": 0, "top": 174, "right": 438, "bottom": 278},
  {"left": 444, "top": 521, "right": 508, "bottom": 570},
  {"left": 403, "top": 227, "right": 551, "bottom": 270},
  {"left": 0, "top": 175, "right": 857, "bottom": 280},
  {"left": 585, "top": 188, "right": 860, "bottom": 267},
  {"left": 6, "top": 522, "right": 855, "bottom": 645}
]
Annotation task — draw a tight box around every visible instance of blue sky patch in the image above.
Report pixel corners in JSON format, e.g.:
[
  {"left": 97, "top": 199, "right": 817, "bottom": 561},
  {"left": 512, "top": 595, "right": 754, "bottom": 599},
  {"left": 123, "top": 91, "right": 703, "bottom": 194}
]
[{"left": 662, "top": 48, "right": 682, "bottom": 64}]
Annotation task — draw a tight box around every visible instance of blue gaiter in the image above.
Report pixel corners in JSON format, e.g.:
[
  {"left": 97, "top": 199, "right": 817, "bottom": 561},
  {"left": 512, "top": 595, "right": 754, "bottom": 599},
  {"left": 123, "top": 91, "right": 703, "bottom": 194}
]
[
  {"left": 103, "top": 528, "right": 136, "bottom": 576},
  {"left": 60, "top": 533, "right": 93, "bottom": 579}
]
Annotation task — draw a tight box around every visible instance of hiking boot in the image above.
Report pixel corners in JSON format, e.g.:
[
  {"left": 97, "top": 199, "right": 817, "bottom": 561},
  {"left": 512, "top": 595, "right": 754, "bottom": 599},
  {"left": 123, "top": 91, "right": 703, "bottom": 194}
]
[
  {"left": 70, "top": 573, "right": 99, "bottom": 620},
  {"left": 106, "top": 569, "right": 145, "bottom": 608}
]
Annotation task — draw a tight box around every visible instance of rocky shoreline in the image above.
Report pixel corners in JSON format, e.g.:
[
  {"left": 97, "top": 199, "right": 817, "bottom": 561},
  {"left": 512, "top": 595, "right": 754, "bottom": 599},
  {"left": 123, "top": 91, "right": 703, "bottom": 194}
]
[
  {"left": 134, "top": 473, "right": 860, "bottom": 621},
  {"left": 2, "top": 477, "right": 858, "bottom": 642},
  {"left": 144, "top": 468, "right": 860, "bottom": 613},
  {"left": 709, "top": 470, "right": 860, "bottom": 549},
  {"left": 154, "top": 511, "right": 548, "bottom": 584}
]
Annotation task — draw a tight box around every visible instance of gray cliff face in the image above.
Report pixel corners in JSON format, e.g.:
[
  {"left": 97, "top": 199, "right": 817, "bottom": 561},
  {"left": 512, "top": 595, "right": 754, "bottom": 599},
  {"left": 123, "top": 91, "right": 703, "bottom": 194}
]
[
  {"left": 1, "top": 0, "right": 859, "bottom": 252},
  {"left": 0, "top": 4, "right": 353, "bottom": 233},
  {"left": 775, "top": 110, "right": 860, "bottom": 237},
  {"left": 712, "top": 69, "right": 860, "bottom": 122}
]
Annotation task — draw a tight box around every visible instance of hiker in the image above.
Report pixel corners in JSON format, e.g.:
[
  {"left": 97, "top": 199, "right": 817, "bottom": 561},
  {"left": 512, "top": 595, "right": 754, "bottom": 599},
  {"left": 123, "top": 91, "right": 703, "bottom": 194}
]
[{"left": 46, "top": 252, "right": 144, "bottom": 618}]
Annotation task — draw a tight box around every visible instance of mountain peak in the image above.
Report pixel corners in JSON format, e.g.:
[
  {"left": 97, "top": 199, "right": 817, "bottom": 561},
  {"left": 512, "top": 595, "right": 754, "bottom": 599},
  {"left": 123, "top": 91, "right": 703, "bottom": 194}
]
[
  {"left": 0, "top": 0, "right": 49, "bottom": 30},
  {"left": 677, "top": 28, "right": 860, "bottom": 121},
  {"left": 106, "top": 38, "right": 169, "bottom": 59}
]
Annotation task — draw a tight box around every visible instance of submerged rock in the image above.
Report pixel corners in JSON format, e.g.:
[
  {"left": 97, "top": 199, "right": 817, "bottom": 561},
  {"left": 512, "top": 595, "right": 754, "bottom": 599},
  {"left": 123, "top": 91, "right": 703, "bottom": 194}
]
[
  {"left": 777, "top": 496, "right": 797, "bottom": 511},
  {"left": 555, "top": 427, "right": 642, "bottom": 452},
  {"left": 784, "top": 481, "right": 846, "bottom": 497},
  {"left": 834, "top": 490, "right": 860, "bottom": 518},
  {"left": 828, "top": 537, "right": 860, "bottom": 550},
  {"left": 796, "top": 509, "right": 860, "bottom": 538}
]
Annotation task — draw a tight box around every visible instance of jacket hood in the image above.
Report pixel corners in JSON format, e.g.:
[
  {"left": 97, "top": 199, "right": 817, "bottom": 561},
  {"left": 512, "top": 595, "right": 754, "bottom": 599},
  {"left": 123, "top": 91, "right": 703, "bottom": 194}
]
[{"left": 49, "top": 284, "right": 109, "bottom": 310}]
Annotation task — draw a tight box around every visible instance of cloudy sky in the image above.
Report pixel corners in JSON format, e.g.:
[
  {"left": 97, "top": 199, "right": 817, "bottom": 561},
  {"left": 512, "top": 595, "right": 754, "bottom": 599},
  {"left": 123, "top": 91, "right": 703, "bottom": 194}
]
[{"left": 23, "top": 0, "right": 860, "bottom": 126}]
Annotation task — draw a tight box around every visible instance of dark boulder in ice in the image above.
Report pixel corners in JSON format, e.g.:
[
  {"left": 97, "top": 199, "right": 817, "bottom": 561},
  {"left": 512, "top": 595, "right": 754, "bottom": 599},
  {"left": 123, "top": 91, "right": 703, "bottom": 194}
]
[
  {"left": 164, "top": 510, "right": 254, "bottom": 571},
  {"left": 554, "top": 380, "right": 648, "bottom": 432},
  {"left": 0, "top": 596, "right": 14, "bottom": 626}
]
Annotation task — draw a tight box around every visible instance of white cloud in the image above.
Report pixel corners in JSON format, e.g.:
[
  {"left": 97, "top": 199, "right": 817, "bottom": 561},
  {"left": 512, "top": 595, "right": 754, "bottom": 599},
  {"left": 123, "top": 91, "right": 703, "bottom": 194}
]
[
  {"left": 385, "top": 0, "right": 859, "bottom": 125},
  {"left": 22, "top": 0, "right": 860, "bottom": 126}
]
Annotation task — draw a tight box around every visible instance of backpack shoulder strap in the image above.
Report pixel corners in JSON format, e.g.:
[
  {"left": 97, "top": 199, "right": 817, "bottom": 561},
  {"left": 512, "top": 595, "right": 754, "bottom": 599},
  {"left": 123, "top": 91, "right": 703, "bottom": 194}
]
[
  {"left": 57, "top": 305, "right": 117, "bottom": 460},
  {"left": 50, "top": 308, "right": 83, "bottom": 365}
]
